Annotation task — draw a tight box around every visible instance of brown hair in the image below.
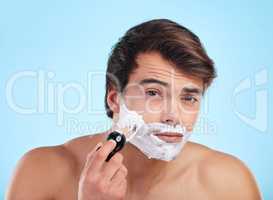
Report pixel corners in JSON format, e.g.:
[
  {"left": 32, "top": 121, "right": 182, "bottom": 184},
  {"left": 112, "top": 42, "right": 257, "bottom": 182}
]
[{"left": 105, "top": 19, "right": 216, "bottom": 118}]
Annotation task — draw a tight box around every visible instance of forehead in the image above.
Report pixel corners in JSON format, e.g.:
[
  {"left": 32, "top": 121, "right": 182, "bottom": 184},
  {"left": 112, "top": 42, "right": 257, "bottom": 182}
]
[{"left": 128, "top": 52, "right": 203, "bottom": 89}]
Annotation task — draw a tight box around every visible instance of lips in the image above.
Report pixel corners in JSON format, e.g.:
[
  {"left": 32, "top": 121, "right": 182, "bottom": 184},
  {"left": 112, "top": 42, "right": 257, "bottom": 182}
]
[{"left": 153, "top": 132, "right": 183, "bottom": 143}]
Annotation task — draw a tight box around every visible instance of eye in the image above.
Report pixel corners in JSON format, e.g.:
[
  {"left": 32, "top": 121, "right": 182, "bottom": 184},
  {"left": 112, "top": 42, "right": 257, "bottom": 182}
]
[
  {"left": 145, "top": 89, "right": 160, "bottom": 97},
  {"left": 181, "top": 95, "right": 198, "bottom": 104}
]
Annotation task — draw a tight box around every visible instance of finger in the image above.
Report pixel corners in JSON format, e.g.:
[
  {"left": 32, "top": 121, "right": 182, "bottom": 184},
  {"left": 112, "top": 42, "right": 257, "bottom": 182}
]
[
  {"left": 110, "top": 165, "right": 128, "bottom": 185},
  {"left": 88, "top": 140, "right": 117, "bottom": 173},
  {"left": 101, "top": 153, "right": 123, "bottom": 182},
  {"left": 86, "top": 142, "right": 103, "bottom": 163},
  {"left": 108, "top": 172, "right": 127, "bottom": 196},
  {"left": 82, "top": 142, "right": 103, "bottom": 175},
  {"left": 116, "top": 178, "right": 127, "bottom": 190}
]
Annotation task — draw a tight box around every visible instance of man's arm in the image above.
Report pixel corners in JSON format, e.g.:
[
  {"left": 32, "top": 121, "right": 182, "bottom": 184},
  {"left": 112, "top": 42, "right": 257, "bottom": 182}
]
[
  {"left": 5, "top": 146, "right": 72, "bottom": 200},
  {"left": 202, "top": 151, "right": 262, "bottom": 200}
]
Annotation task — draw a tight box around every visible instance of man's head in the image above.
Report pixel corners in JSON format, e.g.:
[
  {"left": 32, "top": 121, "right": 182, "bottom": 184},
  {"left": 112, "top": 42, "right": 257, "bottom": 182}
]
[{"left": 105, "top": 19, "right": 216, "bottom": 132}]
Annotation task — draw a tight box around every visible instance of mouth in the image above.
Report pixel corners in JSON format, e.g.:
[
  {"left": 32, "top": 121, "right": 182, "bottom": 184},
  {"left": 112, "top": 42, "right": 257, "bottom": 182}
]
[{"left": 153, "top": 132, "right": 183, "bottom": 143}]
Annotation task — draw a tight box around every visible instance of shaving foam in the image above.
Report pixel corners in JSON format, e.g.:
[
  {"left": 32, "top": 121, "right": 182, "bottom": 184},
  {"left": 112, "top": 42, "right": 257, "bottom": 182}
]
[{"left": 115, "top": 102, "right": 191, "bottom": 161}]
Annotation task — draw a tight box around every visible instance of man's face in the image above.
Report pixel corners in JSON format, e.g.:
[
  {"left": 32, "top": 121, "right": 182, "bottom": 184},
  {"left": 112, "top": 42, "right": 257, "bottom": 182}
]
[{"left": 116, "top": 52, "right": 203, "bottom": 132}]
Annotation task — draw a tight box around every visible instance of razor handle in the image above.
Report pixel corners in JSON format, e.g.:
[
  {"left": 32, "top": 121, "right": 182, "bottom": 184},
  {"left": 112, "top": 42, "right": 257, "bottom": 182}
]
[{"left": 106, "top": 131, "right": 126, "bottom": 162}]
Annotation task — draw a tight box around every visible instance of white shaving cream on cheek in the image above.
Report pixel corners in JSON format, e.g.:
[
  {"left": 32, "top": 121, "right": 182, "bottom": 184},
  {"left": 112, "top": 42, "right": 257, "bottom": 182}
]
[{"left": 115, "top": 102, "right": 191, "bottom": 161}]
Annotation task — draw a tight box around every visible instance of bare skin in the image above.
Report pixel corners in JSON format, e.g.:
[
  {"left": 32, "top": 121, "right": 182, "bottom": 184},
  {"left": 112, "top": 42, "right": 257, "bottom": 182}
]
[{"left": 6, "top": 52, "right": 262, "bottom": 200}]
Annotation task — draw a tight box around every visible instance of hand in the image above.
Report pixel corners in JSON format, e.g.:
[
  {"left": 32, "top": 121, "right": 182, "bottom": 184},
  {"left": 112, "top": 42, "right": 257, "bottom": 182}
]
[{"left": 78, "top": 140, "right": 128, "bottom": 200}]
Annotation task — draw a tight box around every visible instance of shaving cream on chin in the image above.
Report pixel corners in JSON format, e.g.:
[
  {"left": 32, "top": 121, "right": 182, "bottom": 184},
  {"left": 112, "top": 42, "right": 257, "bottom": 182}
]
[{"left": 116, "top": 102, "right": 191, "bottom": 162}]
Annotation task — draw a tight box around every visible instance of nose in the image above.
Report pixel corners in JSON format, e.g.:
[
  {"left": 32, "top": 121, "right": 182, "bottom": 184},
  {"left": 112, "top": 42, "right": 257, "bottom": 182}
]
[{"left": 160, "top": 97, "right": 180, "bottom": 126}]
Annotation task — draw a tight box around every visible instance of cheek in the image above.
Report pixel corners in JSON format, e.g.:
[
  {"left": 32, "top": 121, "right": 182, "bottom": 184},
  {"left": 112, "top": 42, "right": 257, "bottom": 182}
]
[
  {"left": 124, "top": 90, "right": 164, "bottom": 114},
  {"left": 124, "top": 97, "right": 163, "bottom": 124},
  {"left": 124, "top": 98, "right": 145, "bottom": 114},
  {"left": 123, "top": 87, "right": 145, "bottom": 112},
  {"left": 179, "top": 110, "right": 200, "bottom": 132},
  {"left": 144, "top": 98, "right": 165, "bottom": 113},
  {"left": 125, "top": 100, "right": 163, "bottom": 123},
  {"left": 125, "top": 95, "right": 149, "bottom": 115}
]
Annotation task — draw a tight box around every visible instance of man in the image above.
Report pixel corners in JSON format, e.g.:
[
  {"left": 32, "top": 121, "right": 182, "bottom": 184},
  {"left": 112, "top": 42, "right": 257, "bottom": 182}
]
[{"left": 6, "top": 19, "right": 261, "bottom": 200}]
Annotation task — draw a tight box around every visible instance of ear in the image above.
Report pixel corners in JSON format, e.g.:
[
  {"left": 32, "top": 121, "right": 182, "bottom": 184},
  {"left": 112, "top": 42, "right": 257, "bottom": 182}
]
[{"left": 107, "top": 86, "right": 121, "bottom": 115}]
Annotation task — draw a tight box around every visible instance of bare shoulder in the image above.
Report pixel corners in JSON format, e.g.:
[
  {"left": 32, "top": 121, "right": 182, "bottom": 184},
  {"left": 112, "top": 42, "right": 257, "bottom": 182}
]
[
  {"left": 6, "top": 133, "right": 105, "bottom": 200},
  {"left": 5, "top": 144, "right": 76, "bottom": 200},
  {"left": 194, "top": 144, "right": 262, "bottom": 200}
]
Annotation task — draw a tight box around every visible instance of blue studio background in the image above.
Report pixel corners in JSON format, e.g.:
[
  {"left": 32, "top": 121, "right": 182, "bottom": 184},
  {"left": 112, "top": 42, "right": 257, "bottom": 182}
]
[{"left": 1, "top": 0, "right": 272, "bottom": 199}]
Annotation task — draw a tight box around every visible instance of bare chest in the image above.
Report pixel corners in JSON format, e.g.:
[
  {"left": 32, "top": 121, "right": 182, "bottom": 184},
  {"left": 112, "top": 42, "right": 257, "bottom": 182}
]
[
  {"left": 125, "top": 178, "right": 210, "bottom": 200},
  {"left": 54, "top": 172, "right": 210, "bottom": 200}
]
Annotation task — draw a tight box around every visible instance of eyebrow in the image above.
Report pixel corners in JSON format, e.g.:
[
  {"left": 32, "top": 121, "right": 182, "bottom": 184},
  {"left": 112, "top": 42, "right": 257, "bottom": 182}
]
[
  {"left": 181, "top": 87, "right": 202, "bottom": 95},
  {"left": 139, "top": 78, "right": 203, "bottom": 95},
  {"left": 139, "top": 78, "right": 168, "bottom": 87}
]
